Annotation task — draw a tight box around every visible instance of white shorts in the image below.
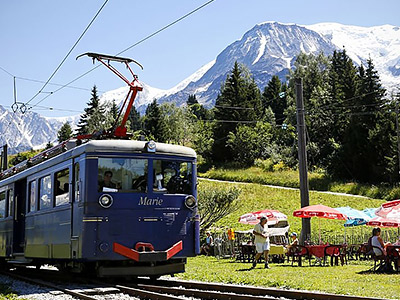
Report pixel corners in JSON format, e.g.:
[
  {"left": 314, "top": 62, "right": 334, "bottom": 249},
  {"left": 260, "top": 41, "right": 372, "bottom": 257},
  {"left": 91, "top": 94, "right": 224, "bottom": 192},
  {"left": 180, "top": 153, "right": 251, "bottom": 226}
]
[{"left": 255, "top": 241, "right": 270, "bottom": 253}]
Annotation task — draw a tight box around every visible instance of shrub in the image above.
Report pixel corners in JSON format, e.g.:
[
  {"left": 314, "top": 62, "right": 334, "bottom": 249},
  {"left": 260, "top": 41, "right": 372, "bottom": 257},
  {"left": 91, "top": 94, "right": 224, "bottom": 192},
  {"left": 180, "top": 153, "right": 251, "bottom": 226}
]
[
  {"left": 254, "top": 159, "right": 274, "bottom": 172},
  {"left": 198, "top": 184, "right": 241, "bottom": 233}
]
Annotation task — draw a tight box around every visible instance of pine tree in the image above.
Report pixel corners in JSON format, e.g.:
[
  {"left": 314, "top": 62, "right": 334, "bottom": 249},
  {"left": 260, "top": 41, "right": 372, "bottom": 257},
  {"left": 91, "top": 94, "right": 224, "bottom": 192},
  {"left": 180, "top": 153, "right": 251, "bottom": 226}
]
[
  {"left": 143, "top": 99, "right": 166, "bottom": 142},
  {"left": 57, "top": 122, "right": 73, "bottom": 142},
  {"left": 334, "top": 58, "right": 391, "bottom": 182},
  {"left": 187, "top": 94, "right": 198, "bottom": 106},
  {"left": 76, "top": 85, "right": 105, "bottom": 135},
  {"left": 262, "top": 75, "right": 287, "bottom": 124},
  {"left": 212, "top": 62, "right": 262, "bottom": 162},
  {"left": 128, "top": 105, "right": 142, "bottom": 131}
]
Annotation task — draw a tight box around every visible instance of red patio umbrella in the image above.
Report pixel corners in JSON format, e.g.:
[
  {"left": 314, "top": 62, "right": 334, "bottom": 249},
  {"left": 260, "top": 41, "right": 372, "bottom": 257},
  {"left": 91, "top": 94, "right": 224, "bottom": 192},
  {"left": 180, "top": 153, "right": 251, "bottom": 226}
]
[
  {"left": 293, "top": 204, "right": 347, "bottom": 243},
  {"left": 238, "top": 209, "right": 287, "bottom": 225},
  {"left": 375, "top": 199, "right": 400, "bottom": 220},
  {"left": 366, "top": 216, "right": 400, "bottom": 228},
  {"left": 293, "top": 204, "right": 347, "bottom": 220}
]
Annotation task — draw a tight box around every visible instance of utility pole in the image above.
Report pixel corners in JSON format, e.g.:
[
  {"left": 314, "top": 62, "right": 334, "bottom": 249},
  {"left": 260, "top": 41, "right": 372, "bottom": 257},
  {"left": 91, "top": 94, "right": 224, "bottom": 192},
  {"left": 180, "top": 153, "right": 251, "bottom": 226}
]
[
  {"left": 295, "top": 78, "right": 311, "bottom": 244},
  {"left": 1, "top": 144, "right": 7, "bottom": 172},
  {"left": 396, "top": 100, "right": 400, "bottom": 178}
]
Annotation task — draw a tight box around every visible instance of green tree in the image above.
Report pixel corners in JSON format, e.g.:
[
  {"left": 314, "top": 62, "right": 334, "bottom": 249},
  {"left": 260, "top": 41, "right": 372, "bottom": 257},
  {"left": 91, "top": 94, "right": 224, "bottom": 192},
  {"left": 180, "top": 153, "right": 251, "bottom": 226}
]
[
  {"left": 262, "top": 75, "right": 287, "bottom": 124},
  {"left": 143, "top": 99, "right": 166, "bottom": 142},
  {"left": 128, "top": 105, "right": 142, "bottom": 131},
  {"left": 227, "top": 122, "right": 273, "bottom": 166},
  {"left": 57, "top": 122, "right": 73, "bottom": 143},
  {"left": 76, "top": 85, "right": 105, "bottom": 135},
  {"left": 331, "top": 58, "right": 392, "bottom": 182},
  {"left": 212, "top": 62, "right": 262, "bottom": 162}
]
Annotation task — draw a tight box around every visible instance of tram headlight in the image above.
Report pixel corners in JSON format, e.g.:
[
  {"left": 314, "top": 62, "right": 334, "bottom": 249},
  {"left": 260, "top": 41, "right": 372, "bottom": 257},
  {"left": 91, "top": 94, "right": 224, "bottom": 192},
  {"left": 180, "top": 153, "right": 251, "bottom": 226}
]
[
  {"left": 99, "top": 194, "right": 113, "bottom": 208},
  {"left": 185, "top": 195, "right": 196, "bottom": 209}
]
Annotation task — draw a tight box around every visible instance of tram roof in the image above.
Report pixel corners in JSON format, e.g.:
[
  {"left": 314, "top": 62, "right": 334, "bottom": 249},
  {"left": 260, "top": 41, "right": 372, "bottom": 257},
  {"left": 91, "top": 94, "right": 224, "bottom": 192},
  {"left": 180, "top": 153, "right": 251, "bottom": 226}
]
[
  {"left": 0, "top": 140, "right": 196, "bottom": 185},
  {"left": 79, "top": 140, "right": 196, "bottom": 158}
]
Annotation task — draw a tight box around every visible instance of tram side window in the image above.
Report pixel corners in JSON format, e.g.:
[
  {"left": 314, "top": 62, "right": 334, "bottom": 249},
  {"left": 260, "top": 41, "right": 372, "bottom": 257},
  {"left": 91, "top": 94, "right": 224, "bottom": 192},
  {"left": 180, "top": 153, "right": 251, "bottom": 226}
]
[
  {"left": 153, "top": 160, "right": 192, "bottom": 194},
  {"left": 29, "top": 181, "right": 37, "bottom": 212},
  {"left": 39, "top": 175, "right": 52, "bottom": 210},
  {"left": 8, "top": 189, "right": 13, "bottom": 217},
  {"left": 98, "top": 157, "right": 148, "bottom": 193},
  {"left": 55, "top": 169, "right": 69, "bottom": 206},
  {"left": 0, "top": 191, "right": 5, "bottom": 218}
]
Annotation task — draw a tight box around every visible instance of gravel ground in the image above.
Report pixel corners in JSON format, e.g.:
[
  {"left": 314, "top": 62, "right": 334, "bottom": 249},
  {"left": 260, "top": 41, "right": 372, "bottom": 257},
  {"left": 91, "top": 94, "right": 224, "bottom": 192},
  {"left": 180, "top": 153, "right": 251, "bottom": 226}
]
[{"left": 0, "top": 274, "right": 75, "bottom": 300}]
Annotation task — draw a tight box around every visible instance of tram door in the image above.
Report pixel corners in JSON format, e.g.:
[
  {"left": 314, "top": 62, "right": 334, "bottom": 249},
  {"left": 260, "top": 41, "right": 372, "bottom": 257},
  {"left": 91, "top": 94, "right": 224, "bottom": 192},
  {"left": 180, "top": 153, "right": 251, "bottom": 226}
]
[
  {"left": 71, "top": 158, "right": 83, "bottom": 259},
  {"left": 13, "top": 179, "right": 26, "bottom": 254}
]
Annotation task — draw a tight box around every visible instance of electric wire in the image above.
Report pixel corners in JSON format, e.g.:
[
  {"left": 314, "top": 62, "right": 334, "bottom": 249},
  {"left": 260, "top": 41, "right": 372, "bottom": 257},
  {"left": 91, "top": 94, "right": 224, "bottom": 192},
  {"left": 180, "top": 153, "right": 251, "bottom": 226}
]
[
  {"left": 29, "top": 0, "right": 216, "bottom": 109},
  {"left": 25, "top": 0, "right": 109, "bottom": 107},
  {"left": 0, "top": 65, "right": 99, "bottom": 92}
]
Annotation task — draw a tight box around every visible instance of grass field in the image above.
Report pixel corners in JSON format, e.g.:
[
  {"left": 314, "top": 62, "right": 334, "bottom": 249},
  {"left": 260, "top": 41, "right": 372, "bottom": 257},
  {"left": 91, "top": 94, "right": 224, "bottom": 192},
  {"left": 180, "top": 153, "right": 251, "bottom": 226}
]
[
  {"left": 176, "top": 256, "right": 400, "bottom": 299},
  {"left": 200, "top": 166, "right": 400, "bottom": 200}
]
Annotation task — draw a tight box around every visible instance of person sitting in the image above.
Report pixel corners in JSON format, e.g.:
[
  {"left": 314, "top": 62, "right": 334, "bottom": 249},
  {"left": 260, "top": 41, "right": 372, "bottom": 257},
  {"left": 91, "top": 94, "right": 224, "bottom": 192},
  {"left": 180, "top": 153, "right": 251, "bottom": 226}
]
[
  {"left": 98, "top": 171, "right": 117, "bottom": 191},
  {"left": 132, "top": 174, "right": 147, "bottom": 192},
  {"left": 288, "top": 232, "right": 299, "bottom": 250},
  {"left": 371, "top": 227, "right": 390, "bottom": 256},
  {"left": 200, "top": 232, "right": 214, "bottom": 256}
]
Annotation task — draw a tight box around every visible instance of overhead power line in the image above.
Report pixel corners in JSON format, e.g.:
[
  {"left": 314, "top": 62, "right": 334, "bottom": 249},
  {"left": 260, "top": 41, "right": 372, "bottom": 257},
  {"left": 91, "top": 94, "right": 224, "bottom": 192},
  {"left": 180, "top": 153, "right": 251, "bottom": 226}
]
[
  {"left": 26, "top": 0, "right": 110, "bottom": 108},
  {"left": 29, "top": 0, "right": 216, "bottom": 109}
]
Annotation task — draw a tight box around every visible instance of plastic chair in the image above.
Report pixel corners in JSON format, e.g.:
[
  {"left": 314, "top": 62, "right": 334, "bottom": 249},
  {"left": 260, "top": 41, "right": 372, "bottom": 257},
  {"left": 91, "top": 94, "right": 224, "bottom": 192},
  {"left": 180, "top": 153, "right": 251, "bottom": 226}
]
[
  {"left": 371, "top": 245, "right": 386, "bottom": 271},
  {"left": 324, "top": 245, "right": 346, "bottom": 266},
  {"left": 386, "top": 247, "right": 399, "bottom": 272},
  {"left": 286, "top": 245, "right": 310, "bottom": 266}
]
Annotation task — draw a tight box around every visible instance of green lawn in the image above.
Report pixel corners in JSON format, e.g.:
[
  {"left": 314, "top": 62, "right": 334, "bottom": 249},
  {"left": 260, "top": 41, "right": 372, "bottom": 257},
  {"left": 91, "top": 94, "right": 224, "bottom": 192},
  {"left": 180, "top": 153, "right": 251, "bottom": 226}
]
[
  {"left": 200, "top": 167, "right": 400, "bottom": 200},
  {"left": 177, "top": 256, "right": 400, "bottom": 299}
]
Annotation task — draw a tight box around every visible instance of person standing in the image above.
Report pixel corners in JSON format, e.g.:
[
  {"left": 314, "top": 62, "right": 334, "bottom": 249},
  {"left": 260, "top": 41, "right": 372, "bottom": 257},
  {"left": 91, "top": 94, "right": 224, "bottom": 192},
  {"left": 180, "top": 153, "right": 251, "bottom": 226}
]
[{"left": 251, "top": 216, "right": 270, "bottom": 269}]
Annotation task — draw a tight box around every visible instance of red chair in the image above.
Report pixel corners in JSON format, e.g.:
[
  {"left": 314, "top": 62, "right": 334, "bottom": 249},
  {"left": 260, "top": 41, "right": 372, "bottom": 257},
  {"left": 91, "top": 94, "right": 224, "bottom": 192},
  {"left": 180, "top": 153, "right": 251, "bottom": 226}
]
[
  {"left": 386, "top": 246, "right": 399, "bottom": 272},
  {"left": 324, "top": 245, "right": 346, "bottom": 266},
  {"left": 286, "top": 245, "right": 310, "bottom": 266}
]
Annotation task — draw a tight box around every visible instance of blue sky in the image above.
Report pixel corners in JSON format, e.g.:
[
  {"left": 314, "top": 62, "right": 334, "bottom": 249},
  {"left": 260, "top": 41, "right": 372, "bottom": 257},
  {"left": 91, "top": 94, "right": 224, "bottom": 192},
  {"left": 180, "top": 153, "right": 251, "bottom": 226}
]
[{"left": 1, "top": 0, "right": 399, "bottom": 117}]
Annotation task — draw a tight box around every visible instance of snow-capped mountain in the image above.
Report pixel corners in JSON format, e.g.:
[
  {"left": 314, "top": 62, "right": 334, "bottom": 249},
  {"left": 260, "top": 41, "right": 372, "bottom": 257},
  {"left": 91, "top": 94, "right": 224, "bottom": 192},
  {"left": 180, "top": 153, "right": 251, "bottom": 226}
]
[
  {"left": 2, "top": 21, "right": 400, "bottom": 153},
  {"left": 99, "top": 60, "right": 216, "bottom": 114},
  {"left": 0, "top": 105, "right": 79, "bottom": 154},
  {"left": 156, "top": 22, "right": 400, "bottom": 108},
  {"left": 306, "top": 23, "right": 400, "bottom": 90}
]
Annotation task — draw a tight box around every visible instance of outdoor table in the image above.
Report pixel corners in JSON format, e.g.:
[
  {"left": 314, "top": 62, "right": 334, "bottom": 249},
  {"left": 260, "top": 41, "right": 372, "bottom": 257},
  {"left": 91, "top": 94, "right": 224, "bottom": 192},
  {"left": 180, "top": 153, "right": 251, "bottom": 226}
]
[
  {"left": 306, "top": 245, "right": 328, "bottom": 265},
  {"left": 269, "top": 244, "right": 287, "bottom": 263},
  {"left": 269, "top": 244, "right": 287, "bottom": 255}
]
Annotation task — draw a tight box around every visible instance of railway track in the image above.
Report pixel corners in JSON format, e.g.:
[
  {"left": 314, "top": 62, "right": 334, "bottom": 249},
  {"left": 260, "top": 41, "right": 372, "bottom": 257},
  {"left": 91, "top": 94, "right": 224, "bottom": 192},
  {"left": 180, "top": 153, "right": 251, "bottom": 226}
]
[{"left": 1, "top": 268, "right": 389, "bottom": 300}]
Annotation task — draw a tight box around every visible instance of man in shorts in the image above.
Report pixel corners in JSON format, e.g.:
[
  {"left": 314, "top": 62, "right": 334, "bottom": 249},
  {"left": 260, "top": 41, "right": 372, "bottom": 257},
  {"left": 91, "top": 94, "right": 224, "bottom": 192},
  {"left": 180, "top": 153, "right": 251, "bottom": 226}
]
[{"left": 251, "top": 216, "right": 270, "bottom": 269}]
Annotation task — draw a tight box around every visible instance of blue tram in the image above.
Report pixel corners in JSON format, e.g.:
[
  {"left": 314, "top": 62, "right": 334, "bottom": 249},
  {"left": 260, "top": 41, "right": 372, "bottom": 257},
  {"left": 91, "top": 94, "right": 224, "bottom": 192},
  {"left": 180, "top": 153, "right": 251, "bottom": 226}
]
[{"left": 0, "top": 139, "right": 199, "bottom": 277}]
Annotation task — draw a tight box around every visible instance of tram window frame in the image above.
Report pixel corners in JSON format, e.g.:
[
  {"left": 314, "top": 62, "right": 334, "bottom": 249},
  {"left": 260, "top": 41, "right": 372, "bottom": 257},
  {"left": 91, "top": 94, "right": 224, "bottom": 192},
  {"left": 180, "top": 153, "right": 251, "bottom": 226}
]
[
  {"left": 152, "top": 160, "right": 193, "bottom": 194},
  {"left": 0, "top": 191, "right": 5, "bottom": 218},
  {"left": 39, "top": 175, "right": 52, "bottom": 210},
  {"left": 54, "top": 168, "right": 70, "bottom": 207},
  {"left": 29, "top": 180, "right": 37, "bottom": 212},
  {"left": 97, "top": 157, "right": 148, "bottom": 193},
  {"left": 7, "top": 189, "right": 13, "bottom": 217}
]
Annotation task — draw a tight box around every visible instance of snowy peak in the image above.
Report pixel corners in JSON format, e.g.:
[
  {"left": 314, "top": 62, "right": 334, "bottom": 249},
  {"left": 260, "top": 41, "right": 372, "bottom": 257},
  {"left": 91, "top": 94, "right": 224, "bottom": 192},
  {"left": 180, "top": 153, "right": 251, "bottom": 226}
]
[
  {"left": 307, "top": 23, "right": 400, "bottom": 88},
  {"left": 157, "top": 22, "right": 336, "bottom": 107}
]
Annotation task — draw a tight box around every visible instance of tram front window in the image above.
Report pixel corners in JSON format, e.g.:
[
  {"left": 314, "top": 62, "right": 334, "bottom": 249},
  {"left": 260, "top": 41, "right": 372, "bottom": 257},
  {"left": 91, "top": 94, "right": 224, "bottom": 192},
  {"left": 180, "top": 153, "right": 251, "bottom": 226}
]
[
  {"left": 98, "top": 158, "right": 148, "bottom": 193},
  {"left": 153, "top": 160, "right": 192, "bottom": 194}
]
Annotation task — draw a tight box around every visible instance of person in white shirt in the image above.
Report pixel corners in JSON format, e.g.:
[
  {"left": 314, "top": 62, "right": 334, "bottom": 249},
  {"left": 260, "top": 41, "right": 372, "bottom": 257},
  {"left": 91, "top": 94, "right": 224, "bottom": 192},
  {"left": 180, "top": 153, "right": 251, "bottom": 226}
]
[{"left": 252, "top": 216, "right": 270, "bottom": 269}]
